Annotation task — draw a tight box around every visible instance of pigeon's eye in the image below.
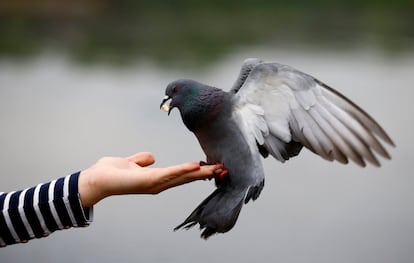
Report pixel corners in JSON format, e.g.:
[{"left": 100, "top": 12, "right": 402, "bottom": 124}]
[{"left": 172, "top": 86, "right": 178, "bottom": 93}]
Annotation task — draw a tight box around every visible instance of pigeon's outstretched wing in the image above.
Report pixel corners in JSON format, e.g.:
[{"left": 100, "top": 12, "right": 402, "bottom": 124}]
[{"left": 232, "top": 59, "right": 394, "bottom": 166}]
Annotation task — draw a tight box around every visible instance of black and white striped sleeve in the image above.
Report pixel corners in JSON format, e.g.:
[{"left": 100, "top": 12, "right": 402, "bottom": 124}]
[{"left": 0, "top": 172, "right": 93, "bottom": 247}]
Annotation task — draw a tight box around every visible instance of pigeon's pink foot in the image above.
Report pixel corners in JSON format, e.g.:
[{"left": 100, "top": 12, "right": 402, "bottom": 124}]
[
  {"left": 217, "top": 169, "right": 228, "bottom": 180},
  {"left": 199, "top": 161, "right": 229, "bottom": 180},
  {"left": 213, "top": 163, "right": 228, "bottom": 180}
]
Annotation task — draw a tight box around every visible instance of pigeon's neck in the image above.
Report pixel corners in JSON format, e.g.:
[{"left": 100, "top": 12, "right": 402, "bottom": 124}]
[{"left": 181, "top": 88, "right": 231, "bottom": 132}]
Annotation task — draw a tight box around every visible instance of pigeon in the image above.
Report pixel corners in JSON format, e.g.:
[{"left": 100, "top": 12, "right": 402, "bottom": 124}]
[{"left": 160, "top": 58, "right": 394, "bottom": 239}]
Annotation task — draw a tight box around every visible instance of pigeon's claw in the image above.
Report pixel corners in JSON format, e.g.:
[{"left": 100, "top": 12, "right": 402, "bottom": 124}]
[
  {"left": 199, "top": 160, "right": 208, "bottom": 166},
  {"left": 213, "top": 162, "right": 228, "bottom": 180},
  {"left": 199, "top": 161, "right": 229, "bottom": 181},
  {"left": 216, "top": 168, "right": 229, "bottom": 180}
]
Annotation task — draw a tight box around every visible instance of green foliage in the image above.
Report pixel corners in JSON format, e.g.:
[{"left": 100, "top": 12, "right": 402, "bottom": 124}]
[{"left": 0, "top": 1, "right": 413, "bottom": 65}]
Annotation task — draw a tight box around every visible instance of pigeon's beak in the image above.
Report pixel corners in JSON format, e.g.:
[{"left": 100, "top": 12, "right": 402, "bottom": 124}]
[{"left": 160, "top": 95, "right": 173, "bottom": 115}]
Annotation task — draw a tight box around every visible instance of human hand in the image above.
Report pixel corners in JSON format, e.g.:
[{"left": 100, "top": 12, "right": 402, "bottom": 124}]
[{"left": 78, "top": 152, "right": 222, "bottom": 207}]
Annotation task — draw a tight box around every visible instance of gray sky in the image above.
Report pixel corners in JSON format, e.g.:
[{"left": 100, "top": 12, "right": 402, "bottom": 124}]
[{"left": 0, "top": 48, "right": 412, "bottom": 263}]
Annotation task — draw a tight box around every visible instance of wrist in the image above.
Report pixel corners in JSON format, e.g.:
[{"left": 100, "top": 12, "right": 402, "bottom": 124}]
[{"left": 78, "top": 168, "right": 102, "bottom": 208}]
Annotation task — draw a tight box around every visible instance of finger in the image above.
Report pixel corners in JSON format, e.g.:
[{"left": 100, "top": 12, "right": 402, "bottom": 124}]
[
  {"left": 161, "top": 162, "right": 201, "bottom": 177},
  {"left": 182, "top": 164, "right": 221, "bottom": 180},
  {"left": 156, "top": 164, "right": 220, "bottom": 192},
  {"left": 169, "top": 163, "right": 223, "bottom": 180},
  {"left": 127, "top": 152, "right": 155, "bottom": 167}
]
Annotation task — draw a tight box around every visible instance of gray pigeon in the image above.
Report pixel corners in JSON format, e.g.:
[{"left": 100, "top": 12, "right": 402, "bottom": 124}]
[{"left": 160, "top": 58, "right": 394, "bottom": 239}]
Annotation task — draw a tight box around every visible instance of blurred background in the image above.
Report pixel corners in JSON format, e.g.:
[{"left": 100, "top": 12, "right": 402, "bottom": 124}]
[{"left": 0, "top": 1, "right": 413, "bottom": 262}]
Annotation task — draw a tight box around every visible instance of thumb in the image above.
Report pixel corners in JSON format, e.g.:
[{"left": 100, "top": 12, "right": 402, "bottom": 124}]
[{"left": 127, "top": 152, "right": 155, "bottom": 167}]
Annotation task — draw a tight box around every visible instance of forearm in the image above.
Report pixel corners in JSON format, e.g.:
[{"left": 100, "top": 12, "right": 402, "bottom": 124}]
[
  {"left": 0, "top": 153, "right": 219, "bottom": 247},
  {"left": 0, "top": 172, "right": 92, "bottom": 247}
]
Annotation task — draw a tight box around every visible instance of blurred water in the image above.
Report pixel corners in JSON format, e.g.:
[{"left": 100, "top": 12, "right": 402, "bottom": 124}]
[{"left": 0, "top": 48, "right": 413, "bottom": 263}]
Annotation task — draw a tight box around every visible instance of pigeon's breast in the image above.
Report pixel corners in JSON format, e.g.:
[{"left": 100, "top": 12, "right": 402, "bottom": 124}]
[{"left": 194, "top": 114, "right": 263, "bottom": 188}]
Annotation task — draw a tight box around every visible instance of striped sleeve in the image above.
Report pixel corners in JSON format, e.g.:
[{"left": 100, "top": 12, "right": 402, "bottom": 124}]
[{"left": 0, "top": 172, "right": 93, "bottom": 247}]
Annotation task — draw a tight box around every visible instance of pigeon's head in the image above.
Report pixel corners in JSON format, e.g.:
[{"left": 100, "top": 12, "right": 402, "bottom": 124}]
[{"left": 160, "top": 79, "right": 204, "bottom": 115}]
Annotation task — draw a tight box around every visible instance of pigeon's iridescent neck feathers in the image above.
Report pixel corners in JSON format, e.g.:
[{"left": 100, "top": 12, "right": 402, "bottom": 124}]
[{"left": 166, "top": 79, "right": 232, "bottom": 132}]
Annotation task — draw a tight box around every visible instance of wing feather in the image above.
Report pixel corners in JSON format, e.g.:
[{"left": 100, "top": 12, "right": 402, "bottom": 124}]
[
  {"left": 313, "top": 102, "right": 379, "bottom": 166},
  {"left": 319, "top": 82, "right": 395, "bottom": 146},
  {"left": 232, "top": 59, "right": 393, "bottom": 166},
  {"left": 317, "top": 95, "right": 389, "bottom": 160},
  {"left": 313, "top": 102, "right": 370, "bottom": 166},
  {"left": 291, "top": 107, "right": 333, "bottom": 161}
]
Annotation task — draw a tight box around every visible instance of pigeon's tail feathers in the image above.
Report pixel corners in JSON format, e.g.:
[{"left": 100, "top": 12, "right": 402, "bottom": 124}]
[
  {"left": 174, "top": 187, "right": 248, "bottom": 239},
  {"left": 244, "top": 179, "right": 265, "bottom": 203}
]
